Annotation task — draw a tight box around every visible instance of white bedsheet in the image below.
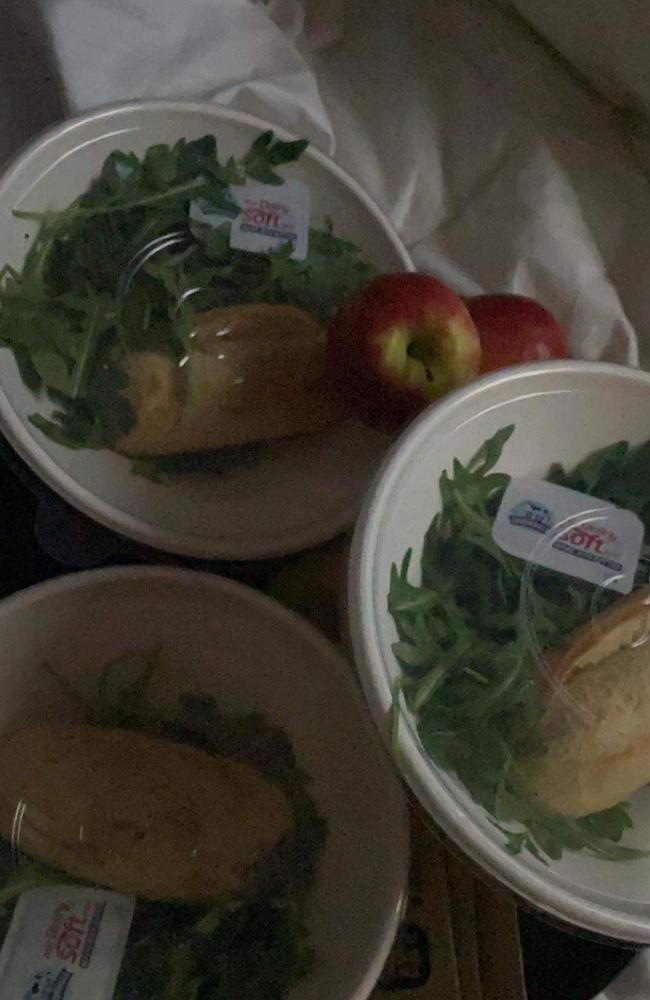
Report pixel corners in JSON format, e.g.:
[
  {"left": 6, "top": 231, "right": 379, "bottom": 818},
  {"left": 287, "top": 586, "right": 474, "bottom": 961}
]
[
  {"left": 38, "top": 0, "right": 650, "bottom": 366},
  {"left": 42, "top": 0, "right": 650, "bottom": 364}
]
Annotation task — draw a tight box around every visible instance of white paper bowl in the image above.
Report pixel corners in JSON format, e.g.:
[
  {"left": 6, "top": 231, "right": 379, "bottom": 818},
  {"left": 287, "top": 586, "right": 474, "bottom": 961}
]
[
  {"left": 348, "top": 360, "right": 650, "bottom": 943},
  {"left": 0, "top": 565, "right": 408, "bottom": 999},
  {"left": 0, "top": 100, "right": 412, "bottom": 560}
]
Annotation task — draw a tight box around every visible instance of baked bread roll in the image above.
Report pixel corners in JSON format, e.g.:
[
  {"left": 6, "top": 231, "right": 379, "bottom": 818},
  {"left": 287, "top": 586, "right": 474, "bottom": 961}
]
[
  {"left": 116, "top": 303, "right": 339, "bottom": 456},
  {"left": 524, "top": 586, "right": 650, "bottom": 817},
  {"left": 0, "top": 725, "right": 292, "bottom": 902}
]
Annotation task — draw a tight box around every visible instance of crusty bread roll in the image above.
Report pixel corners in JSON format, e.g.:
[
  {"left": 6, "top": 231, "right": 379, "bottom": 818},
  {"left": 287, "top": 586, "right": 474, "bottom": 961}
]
[
  {"left": 524, "top": 586, "right": 650, "bottom": 817},
  {"left": 0, "top": 725, "right": 292, "bottom": 902},
  {"left": 116, "top": 303, "right": 339, "bottom": 456}
]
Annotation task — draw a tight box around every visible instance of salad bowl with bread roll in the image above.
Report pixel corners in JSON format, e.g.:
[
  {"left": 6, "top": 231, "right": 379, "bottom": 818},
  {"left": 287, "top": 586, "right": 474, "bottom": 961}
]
[
  {"left": 0, "top": 566, "right": 408, "bottom": 998},
  {"left": 349, "top": 361, "right": 650, "bottom": 942},
  {"left": 0, "top": 100, "right": 412, "bottom": 559}
]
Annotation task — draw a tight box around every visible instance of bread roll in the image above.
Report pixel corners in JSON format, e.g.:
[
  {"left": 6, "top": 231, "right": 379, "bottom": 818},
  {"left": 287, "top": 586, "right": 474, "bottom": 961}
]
[
  {"left": 523, "top": 586, "right": 650, "bottom": 817},
  {"left": 116, "top": 303, "right": 339, "bottom": 455},
  {"left": 0, "top": 725, "right": 292, "bottom": 902}
]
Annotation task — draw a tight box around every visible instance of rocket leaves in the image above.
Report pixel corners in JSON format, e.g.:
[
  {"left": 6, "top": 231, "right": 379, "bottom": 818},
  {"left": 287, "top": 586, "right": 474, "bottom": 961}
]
[
  {"left": 389, "top": 427, "right": 649, "bottom": 863},
  {"left": 1, "top": 132, "right": 374, "bottom": 451}
]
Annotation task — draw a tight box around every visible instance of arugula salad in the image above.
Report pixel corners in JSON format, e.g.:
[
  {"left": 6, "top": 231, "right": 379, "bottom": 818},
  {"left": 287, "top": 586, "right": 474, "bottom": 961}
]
[
  {"left": 0, "top": 653, "right": 326, "bottom": 999},
  {"left": 0, "top": 131, "right": 374, "bottom": 474},
  {"left": 389, "top": 426, "right": 650, "bottom": 863}
]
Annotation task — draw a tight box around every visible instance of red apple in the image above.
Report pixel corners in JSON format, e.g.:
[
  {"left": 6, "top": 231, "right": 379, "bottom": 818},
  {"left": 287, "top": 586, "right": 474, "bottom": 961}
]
[
  {"left": 467, "top": 294, "right": 568, "bottom": 374},
  {"left": 326, "top": 273, "right": 481, "bottom": 431}
]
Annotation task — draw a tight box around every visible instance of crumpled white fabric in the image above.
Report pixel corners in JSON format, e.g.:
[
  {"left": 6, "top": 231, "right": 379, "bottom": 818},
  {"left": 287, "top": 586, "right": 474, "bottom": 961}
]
[
  {"left": 505, "top": 0, "right": 650, "bottom": 197},
  {"left": 40, "top": 0, "right": 334, "bottom": 152},
  {"left": 511, "top": 0, "right": 650, "bottom": 113},
  {"left": 39, "top": 0, "right": 650, "bottom": 368}
]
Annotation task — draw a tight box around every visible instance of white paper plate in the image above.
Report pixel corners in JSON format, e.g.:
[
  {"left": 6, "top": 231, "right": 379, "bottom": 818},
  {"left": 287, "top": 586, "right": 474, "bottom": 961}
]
[
  {"left": 0, "top": 100, "right": 412, "bottom": 560},
  {"left": 349, "top": 360, "right": 650, "bottom": 943},
  {"left": 0, "top": 565, "right": 409, "bottom": 999}
]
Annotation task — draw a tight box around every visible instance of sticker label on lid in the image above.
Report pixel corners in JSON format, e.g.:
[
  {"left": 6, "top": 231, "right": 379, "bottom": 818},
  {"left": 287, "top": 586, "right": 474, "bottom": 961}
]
[
  {"left": 0, "top": 887, "right": 135, "bottom": 999},
  {"left": 230, "top": 179, "right": 309, "bottom": 260},
  {"left": 492, "top": 477, "right": 644, "bottom": 594},
  {"left": 190, "top": 179, "right": 310, "bottom": 260}
]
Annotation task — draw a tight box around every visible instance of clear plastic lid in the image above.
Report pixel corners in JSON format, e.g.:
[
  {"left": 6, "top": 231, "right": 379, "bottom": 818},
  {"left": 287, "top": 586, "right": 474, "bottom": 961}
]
[
  {"left": 3, "top": 128, "right": 364, "bottom": 467},
  {"left": 512, "top": 493, "right": 650, "bottom": 825},
  {"left": 111, "top": 229, "right": 337, "bottom": 465},
  {"left": 0, "top": 650, "right": 326, "bottom": 996},
  {"left": 385, "top": 415, "right": 650, "bottom": 880},
  {"left": 0, "top": 104, "right": 405, "bottom": 561}
]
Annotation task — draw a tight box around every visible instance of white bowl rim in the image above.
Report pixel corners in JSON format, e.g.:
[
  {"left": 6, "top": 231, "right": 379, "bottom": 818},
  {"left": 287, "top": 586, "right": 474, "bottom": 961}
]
[
  {"left": 0, "top": 98, "right": 413, "bottom": 561},
  {"left": 349, "top": 358, "right": 650, "bottom": 943},
  {"left": 0, "top": 562, "right": 410, "bottom": 998}
]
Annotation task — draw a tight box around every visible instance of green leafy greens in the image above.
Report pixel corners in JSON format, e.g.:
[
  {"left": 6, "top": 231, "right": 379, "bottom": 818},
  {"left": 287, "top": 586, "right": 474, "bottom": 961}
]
[
  {"left": 0, "top": 651, "right": 327, "bottom": 998},
  {"left": 0, "top": 132, "right": 375, "bottom": 453},
  {"left": 388, "top": 428, "right": 650, "bottom": 863}
]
